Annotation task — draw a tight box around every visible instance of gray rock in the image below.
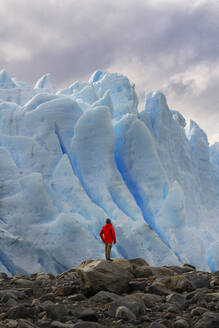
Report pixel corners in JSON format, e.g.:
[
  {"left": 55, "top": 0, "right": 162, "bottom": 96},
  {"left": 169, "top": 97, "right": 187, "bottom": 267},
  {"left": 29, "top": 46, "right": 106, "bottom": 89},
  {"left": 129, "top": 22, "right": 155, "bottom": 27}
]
[
  {"left": 39, "top": 300, "right": 55, "bottom": 310},
  {"left": 206, "top": 291, "right": 219, "bottom": 301},
  {"left": 51, "top": 321, "right": 75, "bottom": 328},
  {"left": 68, "top": 294, "right": 86, "bottom": 302},
  {"left": 140, "top": 314, "right": 151, "bottom": 322},
  {"left": 17, "top": 319, "right": 39, "bottom": 328},
  {"left": 40, "top": 293, "right": 56, "bottom": 303},
  {"left": 73, "top": 323, "right": 103, "bottom": 328},
  {"left": 0, "top": 290, "right": 19, "bottom": 301},
  {"left": 1, "top": 292, "right": 18, "bottom": 303},
  {"left": 0, "top": 272, "right": 8, "bottom": 279},
  {"left": 36, "top": 273, "right": 51, "bottom": 280},
  {"left": 6, "top": 298, "right": 18, "bottom": 307},
  {"left": 150, "top": 266, "right": 175, "bottom": 278},
  {"left": 115, "top": 306, "right": 136, "bottom": 321},
  {"left": 6, "top": 305, "right": 35, "bottom": 320},
  {"left": 78, "top": 309, "right": 98, "bottom": 322},
  {"left": 135, "top": 293, "right": 162, "bottom": 308},
  {"left": 168, "top": 304, "right": 180, "bottom": 314},
  {"left": 191, "top": 306, "right": 208, "bottom": 316},
  {"left": 36, "top": 320, "right": 51, "bottom": 327},
  {"left": 46, "top": 304, "right": 68, "bottom": 321},
  {"left": 175, "top": 277, "right": 195, "bottom": 292},
  {"left": 76, "top": 258, "right": 134, "bottom": 294},
  {"left": 90, "top": 291, "right": 121, "bottom": 303},
  {"left": 212, "top": 270, "right": 219, "bottom": 277},
  {"left": 57, "top": 269, "right": 79, "bottom": 282},
  {"left": 129, "top": 278, "right": 148, "bottom": 292},
  {"left": 108, "top": 297, "right": 145, "bottom": 317},
  {"left": 134, "top": 266, "right": 153, "bottom": 278},
  {"left": 189, "top": 272, "right": 210, "bottom": 289},
  {"left": 165, "top": 266, "right": 185, "bottom": 274},
  {"left": 55, "top": 285, "right": 77, "bottom": 296},
  {"left": 13, "top": 274, "right": 26, "bottom": 279},
  {"left": 166, "top": 293, "right": 186, "bottom": 306},
  {"left": 147, "top": 282, "right": 171, "bottom": 296},
  {"left": 210, "top": 278, "right": 219, "bottom": 287},
  {"left": 13, "top": 279, "right": 33, "bottom": 288},
  {"left": 5, "top": 320, "right": 18, "bottom": 328},
  {"left": 182, "top": 263, "right": 196, "bottom": 271},
  {"left": 128, "top": 258, "right": 149, "bottom": 267},
  {"left": 150, "top": 322, "right": 167, "bottom": 328},
  {"left": 173, "top": 319, "right": 189, "bottom": 328},
  {"left": 194, "top": 312, "right": 219, "bottom": 328}
]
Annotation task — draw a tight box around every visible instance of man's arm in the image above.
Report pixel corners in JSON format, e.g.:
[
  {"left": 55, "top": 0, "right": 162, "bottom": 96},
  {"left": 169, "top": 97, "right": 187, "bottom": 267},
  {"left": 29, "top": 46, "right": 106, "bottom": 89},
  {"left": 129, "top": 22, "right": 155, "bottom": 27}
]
[
  {"left": 100, "top": 227, "right": 105, "bottom": 243},
  {"left": 111, "top": 226, "right": 116, "bottom": 244}
]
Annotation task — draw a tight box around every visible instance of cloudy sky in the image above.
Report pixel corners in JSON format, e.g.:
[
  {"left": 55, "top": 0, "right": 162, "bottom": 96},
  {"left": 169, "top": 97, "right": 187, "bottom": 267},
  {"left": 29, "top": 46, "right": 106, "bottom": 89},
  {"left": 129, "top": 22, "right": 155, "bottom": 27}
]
[{"left": 0, "top": 0, "right": 219, "bottom": 144}]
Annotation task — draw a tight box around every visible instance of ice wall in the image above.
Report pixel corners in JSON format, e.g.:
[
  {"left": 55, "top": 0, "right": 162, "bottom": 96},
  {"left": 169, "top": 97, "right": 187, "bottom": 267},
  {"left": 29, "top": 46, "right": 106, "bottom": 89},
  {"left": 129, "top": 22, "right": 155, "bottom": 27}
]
[{"left": 0, "top": 69, "right": 218, "bottom": 274}]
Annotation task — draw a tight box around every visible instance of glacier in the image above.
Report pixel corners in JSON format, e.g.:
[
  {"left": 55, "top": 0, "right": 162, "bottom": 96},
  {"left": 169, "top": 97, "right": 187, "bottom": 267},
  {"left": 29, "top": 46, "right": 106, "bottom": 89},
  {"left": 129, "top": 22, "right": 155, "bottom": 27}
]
[{"left": 0, "top": 68, "right": 218, "bottom": 275}]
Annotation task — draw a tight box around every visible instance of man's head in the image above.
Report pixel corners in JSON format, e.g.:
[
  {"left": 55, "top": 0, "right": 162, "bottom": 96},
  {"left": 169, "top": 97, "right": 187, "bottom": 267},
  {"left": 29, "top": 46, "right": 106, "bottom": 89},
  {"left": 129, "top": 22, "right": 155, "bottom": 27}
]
[{"left": 106, "top": 218, "right": 111, "bottom": 224}]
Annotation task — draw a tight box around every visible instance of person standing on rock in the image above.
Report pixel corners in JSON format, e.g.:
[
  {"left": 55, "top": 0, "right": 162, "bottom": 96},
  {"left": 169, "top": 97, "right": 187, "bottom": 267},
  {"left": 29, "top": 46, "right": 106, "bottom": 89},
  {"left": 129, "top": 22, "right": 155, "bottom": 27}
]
[{"left": 100, "top": 218, "right": 116, "bottom": 261}]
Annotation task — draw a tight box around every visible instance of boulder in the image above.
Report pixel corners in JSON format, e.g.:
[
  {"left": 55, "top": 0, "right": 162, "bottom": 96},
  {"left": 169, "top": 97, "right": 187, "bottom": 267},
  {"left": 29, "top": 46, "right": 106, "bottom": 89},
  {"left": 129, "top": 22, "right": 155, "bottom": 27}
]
[
  {"left": 45, "top": 304, "right": 68, "bottom": 321},
  {"left": 0, "top": 272, "right": 8, "bottom": 279},
  {"left": 150, "top": 267, "right": 175, "bottom": 278},
  {"left": 108, "top": 295, "right": 146, "bottom": 317},
  {"left": 150, "top": 322, "right": 167, "bottom": 328},
  {"left": 115, "top": 305, "right": 136, "bottom": 321},
  {"left": 17, "top": 319, "right": 39, "bottom": 328},
  {"left": 182, "top": 264, "right": 196, "bottom": 271},
  {"left": 188, "top": 272, "right": 210, "bottom": 289},
  {"left": 194, "top": 312, "right": 219, "bottom": 328},
  {"left": 191, "top": 306, "right": 208, "bottom": 316},
  {"left": 78, "top": 309, "right": 98, "bottom": 322},
  {"left": 173, "top": 318, "right": 189, "bottom": 328},
  {"left": 129, "top": 278, "right": 148, "bottom": 292},
  {"left": 40, "top": 293, "right": 56, "bottom": 303},
  {"left": 6, "top": 305, "right": 35, "bottom": 320},
  {"left": 36, "top": 272, "right": 51, "bottom": 280},
  {"left": 128, "top": 258, "right": 149, "bottom": 270},
  {"left": 175, "top": 277, "right": 195, "bottom": 292},
  {"left": 12, "top": 279, "right": 33, "bottom": 288},
  {"left": 72, "top": 323, "right": 103, "bottom": 328},
  {"left": 166, "top": 293, "right": 186, "bottom": 306},
  {"left": 90, "top": 291, "right": 121, "bottom": 303},
  {"left": 210, "top": 278, "right": 219, "bottom": 287},
  {"left": 5, "top": 320, "right": 18, "bottom": 328},
  {"left": 135, "top": 293, "right": 163, "bottom": 308},
  {"left": 76, "top": 258, "right": 135, "bottom": 294},
  {"left": 67, "top": 294, "right": 86, "bottom": 302},
  {"left": 206, "top": 291, "right": 219, "bottom": 301},
  {"left": 147, "top": 282, "right": 171, "bottom": 296},
  {"left": 51, "top": 322, "right": 74, "bottom": 328},
  {"left": 134, "top": 266, "right": 153, "bottom": 278},
  {"left": 55, "top": 285, "right": 76, "bottom": 296}
]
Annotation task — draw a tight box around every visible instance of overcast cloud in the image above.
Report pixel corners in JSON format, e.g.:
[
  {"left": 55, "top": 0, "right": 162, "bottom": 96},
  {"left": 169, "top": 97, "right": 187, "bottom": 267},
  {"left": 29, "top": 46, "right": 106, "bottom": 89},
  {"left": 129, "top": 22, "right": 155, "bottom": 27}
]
[{"left": 0, "top": 0, "right": 218, "bottom": 143}]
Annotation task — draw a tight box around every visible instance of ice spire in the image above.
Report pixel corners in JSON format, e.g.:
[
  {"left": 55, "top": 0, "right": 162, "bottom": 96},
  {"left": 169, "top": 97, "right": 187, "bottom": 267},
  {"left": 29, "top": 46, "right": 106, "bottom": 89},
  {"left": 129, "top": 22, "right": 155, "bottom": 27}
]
[
  {"left": 34, "top": 73, "right": 56, "bottom": 93},
  {"left": 0, "top": 69, "right": 16, "bottom": 89}
]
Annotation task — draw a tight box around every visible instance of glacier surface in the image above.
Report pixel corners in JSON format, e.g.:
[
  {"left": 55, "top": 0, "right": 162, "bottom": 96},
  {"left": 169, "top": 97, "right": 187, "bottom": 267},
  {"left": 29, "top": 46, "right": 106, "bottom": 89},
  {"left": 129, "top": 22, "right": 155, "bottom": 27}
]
[{"left": 0, "top": 69, "right": 218, "bottom": 275}]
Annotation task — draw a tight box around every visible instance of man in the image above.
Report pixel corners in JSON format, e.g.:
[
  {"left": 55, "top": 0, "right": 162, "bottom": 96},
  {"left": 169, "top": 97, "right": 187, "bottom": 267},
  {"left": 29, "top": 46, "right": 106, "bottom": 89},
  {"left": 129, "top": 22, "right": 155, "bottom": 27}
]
[{"left": 100, "top": 218, "right": 116, "bottom": 261}]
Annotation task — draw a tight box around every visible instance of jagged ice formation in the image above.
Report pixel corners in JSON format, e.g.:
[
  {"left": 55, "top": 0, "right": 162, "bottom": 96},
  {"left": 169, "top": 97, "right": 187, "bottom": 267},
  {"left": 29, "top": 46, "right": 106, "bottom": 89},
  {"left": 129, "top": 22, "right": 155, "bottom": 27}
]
[{"left": 0, "top": 69, "right": 218, "bottom": 275}]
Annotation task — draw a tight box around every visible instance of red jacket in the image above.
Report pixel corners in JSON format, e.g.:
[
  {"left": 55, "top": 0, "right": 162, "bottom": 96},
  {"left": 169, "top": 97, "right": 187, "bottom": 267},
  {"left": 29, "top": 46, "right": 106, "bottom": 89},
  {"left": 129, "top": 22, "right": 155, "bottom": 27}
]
[{"left": 100, "top": 224, "right": 116, "bottom": 244}]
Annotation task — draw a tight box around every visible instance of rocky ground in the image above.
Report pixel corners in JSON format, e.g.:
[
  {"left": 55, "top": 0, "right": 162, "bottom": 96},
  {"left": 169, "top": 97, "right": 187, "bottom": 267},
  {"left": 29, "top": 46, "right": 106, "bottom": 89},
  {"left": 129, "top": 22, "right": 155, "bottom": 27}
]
[{"left": 0, "top": 258, "right": 219, "bottom": 328}]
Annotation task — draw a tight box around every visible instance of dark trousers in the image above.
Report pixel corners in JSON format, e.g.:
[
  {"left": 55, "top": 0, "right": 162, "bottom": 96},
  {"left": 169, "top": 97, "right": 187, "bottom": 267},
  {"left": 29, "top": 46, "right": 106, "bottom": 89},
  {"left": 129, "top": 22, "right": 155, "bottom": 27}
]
[{"left": 105, "top": 243, "right": 112, "bottom": 260}]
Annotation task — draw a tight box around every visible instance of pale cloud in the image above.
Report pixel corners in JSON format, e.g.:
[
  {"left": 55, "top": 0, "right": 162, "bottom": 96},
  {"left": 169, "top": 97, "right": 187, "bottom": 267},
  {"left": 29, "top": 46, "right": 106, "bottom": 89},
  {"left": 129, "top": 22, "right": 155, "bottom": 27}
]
[
  {"left": 0, "top": 0, "right": 218, "bottom": 142},
  {"left": 0, "top": 42, "right": 32, "bottom": 61},
  {"left": 211, "top": 133, "right": 219, "bottom": 144}
]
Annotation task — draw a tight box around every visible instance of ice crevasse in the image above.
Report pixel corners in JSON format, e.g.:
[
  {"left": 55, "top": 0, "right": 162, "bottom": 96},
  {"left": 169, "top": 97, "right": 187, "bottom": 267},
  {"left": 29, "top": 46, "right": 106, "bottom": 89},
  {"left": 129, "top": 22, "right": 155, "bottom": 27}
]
[{"left": 0, "top": 69, "right": 218, "bottom": 275}]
